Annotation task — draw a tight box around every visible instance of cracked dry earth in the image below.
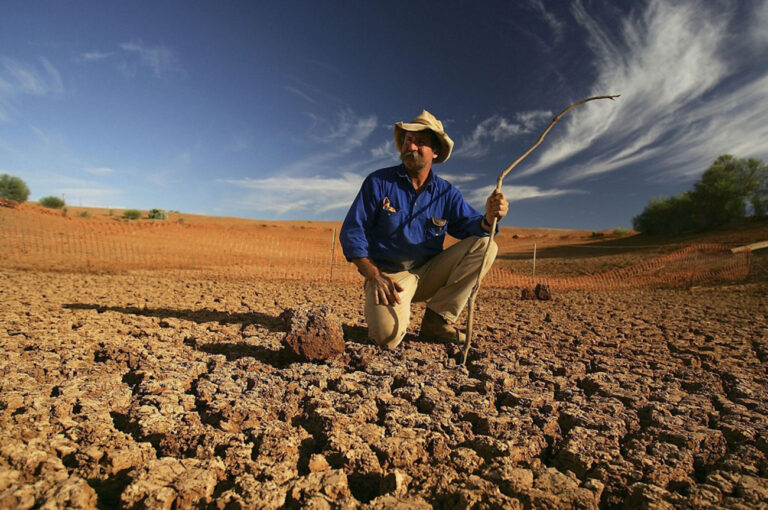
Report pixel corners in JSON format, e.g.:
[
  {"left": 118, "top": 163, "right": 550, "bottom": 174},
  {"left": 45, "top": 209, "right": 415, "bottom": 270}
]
[{"left": 1, "top": 269, "right": 767, "bottom": 509}]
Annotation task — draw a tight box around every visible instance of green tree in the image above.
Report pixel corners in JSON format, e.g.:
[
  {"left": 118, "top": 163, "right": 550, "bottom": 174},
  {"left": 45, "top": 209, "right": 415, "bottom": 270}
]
[
  {"left": 633, "top": 154, "right": 768, "bottom": 234},
  {"left": 0, "top": 174, "right": 30, "bottom": 202},
  {"left": 690, "top": 155, "right": 755, "bottom": 228}
]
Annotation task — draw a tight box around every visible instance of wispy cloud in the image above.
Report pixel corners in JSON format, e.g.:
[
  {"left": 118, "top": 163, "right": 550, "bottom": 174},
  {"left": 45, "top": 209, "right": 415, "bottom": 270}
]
[
  {"left": 466, "top": 184, "right": 583, "bottom": 209},
  {"left": 754, "top": 0, "right": 768, "bottom": 46},
  {"left": 0, "top": 57, "right": 63, "bottom": 120},
  {"left": 79, "top": 40, "right": 184, "bottom": 79},
  {"left": 120, "top": 40, "right": 183, "bottom": 79},
  {"left": 527, "top": 0, "right": 565, "bottom": 43},
  {"left": 279, "top": 108, "right": 377, "bottom": 174},
  {"left": 518, "top": 0, "right": 768, "bottom": 183},
  {"left": 455, "top": 110, "right": 551, "bottom": 158},
  {"left": 438, "top": 172, "right": 480, "bottom": 184},
  {"left": 79, "top": 51, "right": 113, "bottom": 62},
  {"left": 284, "top": 84, "right": 318, "bottom": 105},
  {"left": 84, "top": 166, "right": 114, "bottom": 176},
  {"left": 221, "top": 173, "right": 365, "bottom": 215},
  {"left": 369, "top": 139, "right": 399, "bottom": 162},
  {"left": 220, "top": 108, "right": 379, "bottom": 215}
]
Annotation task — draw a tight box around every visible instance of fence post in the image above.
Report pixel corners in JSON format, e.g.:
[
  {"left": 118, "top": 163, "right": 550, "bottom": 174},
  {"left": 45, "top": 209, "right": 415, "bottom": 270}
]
[
  {"left": 532, "top": 243, "right": 537, "bottom": 277},
  {"left": 329, "top": 227, "right": 337, "bottom": 282}
]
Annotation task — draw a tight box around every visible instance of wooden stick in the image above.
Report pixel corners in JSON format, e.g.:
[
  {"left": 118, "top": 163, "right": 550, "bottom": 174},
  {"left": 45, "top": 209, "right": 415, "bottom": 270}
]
[{"left": 461, "top": 94, "right": 619, "bottom": 366}]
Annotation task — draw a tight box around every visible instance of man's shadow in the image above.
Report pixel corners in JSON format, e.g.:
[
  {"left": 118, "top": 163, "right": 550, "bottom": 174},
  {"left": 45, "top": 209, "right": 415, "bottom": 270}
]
[
  {"left": 64, "top": 303, "right": 284, "bottom": 331},
  {"left": 64, "top": 303, "right": 372, "bottom": 366}
]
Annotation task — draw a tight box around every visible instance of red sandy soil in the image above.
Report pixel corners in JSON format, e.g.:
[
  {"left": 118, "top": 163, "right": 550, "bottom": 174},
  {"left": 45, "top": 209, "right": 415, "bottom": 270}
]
[{"left": 1, "top": 203, "right": 768, "bottom": 508}]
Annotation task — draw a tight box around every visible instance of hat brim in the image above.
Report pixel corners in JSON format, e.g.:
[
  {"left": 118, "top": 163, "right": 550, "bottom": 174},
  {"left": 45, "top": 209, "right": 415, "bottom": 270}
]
[{"left": 394, "top": 122, "right": 453, "bottom": 164}]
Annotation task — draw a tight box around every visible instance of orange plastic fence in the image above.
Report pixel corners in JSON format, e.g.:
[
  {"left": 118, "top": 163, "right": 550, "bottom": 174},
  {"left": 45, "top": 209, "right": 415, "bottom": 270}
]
[{"left": 0, "top": 212, "right": 750, "bottom": 289}]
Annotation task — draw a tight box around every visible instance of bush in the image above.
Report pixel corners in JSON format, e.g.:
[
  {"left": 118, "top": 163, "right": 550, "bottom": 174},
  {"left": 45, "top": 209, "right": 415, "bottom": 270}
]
[
  {"left": 79, "top": 211, "right": 91, "bottom": 218},
  {"left": 123, "top": 209, "right": 142, "bottom": 220},
  {"left": 0, "top": 174, "right": 30, "bottom": 202},
  {"left": 39, "top": 196, "right": 66, "bottom": 209},
  {"left": 612, "top": 227, "right": 630, "bottom": 236},
  {"left": 632, "top": 192, "right": 697, "bottom": 234},
  {"left": 148, "top": 208, "right": 167, "bottom": 220}
]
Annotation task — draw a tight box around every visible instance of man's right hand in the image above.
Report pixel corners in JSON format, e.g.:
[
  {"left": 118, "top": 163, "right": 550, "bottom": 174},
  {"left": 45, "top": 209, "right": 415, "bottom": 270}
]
[
  {"left": 352, "top": 257, "right": 403, "bottom": 306},
  {"left": 369, "top": 273, "right": 404, "bottom": 306}
]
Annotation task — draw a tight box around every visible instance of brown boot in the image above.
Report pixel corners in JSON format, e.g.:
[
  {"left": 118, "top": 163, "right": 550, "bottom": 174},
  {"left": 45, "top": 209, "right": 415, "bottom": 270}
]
[{"left": 419, "top": 309, "right": 466, "bottom": 343}]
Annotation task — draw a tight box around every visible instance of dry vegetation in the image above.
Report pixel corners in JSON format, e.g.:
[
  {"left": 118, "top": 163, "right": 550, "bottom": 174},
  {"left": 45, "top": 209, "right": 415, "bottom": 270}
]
[{"left": 1, "top": 204, "right": 767, "bottom": 508}]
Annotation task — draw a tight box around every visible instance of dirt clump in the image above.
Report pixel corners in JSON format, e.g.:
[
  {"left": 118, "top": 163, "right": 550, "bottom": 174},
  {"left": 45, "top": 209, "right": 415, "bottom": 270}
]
[
  {"left": 281, "top": 304, "right": 346, "bottom": 361},
  {"left": 534, "top": 283, "right": 552, "bottom": 300}
]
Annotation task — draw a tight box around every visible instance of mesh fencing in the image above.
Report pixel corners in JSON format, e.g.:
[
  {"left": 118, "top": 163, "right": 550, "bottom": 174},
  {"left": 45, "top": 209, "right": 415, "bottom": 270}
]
[{"left": 0, "top": 208, "right": 751, "bottom": 289}]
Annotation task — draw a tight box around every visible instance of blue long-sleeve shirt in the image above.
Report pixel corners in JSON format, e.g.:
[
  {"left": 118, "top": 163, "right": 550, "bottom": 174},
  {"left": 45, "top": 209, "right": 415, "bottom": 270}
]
[{"left": 340, "top": 164, "right": 489, "bottom": 272}]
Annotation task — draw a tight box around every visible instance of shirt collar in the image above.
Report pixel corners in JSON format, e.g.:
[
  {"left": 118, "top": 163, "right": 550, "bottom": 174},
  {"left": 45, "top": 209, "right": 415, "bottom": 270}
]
[{"left": 396, "top": 164, "right": 437, "bottom": 191}]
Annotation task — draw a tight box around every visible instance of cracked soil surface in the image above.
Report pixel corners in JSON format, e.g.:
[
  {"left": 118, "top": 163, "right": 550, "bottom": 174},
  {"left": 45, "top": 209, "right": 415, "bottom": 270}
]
[{"left": 1, "top": 268, "right": 767, "bottom": 509}]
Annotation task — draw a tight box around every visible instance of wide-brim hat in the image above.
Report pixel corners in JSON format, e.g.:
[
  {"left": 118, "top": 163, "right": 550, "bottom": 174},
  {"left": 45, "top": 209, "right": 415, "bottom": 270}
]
[{"left": 394, "top": 110, "right": 454, "bottom": 164}]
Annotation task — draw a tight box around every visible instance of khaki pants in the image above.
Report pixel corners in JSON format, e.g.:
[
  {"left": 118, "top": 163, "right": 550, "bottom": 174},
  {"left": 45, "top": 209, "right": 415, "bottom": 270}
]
[{"left": 364, "top": 236, "right": 498, "bottom": 349}]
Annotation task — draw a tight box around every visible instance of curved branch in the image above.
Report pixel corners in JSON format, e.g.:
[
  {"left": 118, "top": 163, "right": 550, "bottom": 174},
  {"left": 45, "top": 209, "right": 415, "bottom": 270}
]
[{"left": 461, "top": 94, "right": 620, "bottom": 366}]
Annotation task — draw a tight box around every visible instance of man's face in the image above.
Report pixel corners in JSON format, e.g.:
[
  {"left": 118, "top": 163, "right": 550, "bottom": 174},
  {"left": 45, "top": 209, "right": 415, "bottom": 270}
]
[{"left": 400, "top": 131, "right": 438, "bottom": 171}]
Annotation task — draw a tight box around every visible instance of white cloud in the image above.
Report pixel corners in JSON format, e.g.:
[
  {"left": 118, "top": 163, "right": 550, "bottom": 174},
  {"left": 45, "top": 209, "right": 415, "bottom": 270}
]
[
  {"left": 278, "top": 109, "right": 378, "bottom": 175},
  {"left": 221, "top": 172, "right": 365, "bottom": 215},
  {"left": 79, "top": 51, "right": 113, "bottom": 62},
  {"left": 84, "top": 166, "right": 114, "bottom": 176},
  {"left": 455, "top": 110, "right": 551, "bottom": 158},
  {"left": 0, "top": 57, "right": 63, "bottom": 120},
  {"left": 518, "top": 0, "right": 768, "bottom": 183},
  {"left": 120, "top": 40, "right": 184, "bottom": 79},
  {"left": 754, "top": 0, "right": 768, "bottom": 46},
  {"left": 465, "top": 184, "right": 583, "bottom": 209},
  {"left": 527, "top": 0, "right": 566, "bottom": 43},
  {"left": 309, "top": 108, "right": 377, "bottom": 151},
  {"left": 284, "top": 85, "right": 318, "bottom": 105},
  {"left": 438, "top": 173, "right": 480, "bottom": 184}
]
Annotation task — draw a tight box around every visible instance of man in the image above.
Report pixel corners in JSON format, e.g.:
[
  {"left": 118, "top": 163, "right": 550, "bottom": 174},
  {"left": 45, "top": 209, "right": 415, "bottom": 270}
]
[{"left": 340, "top": 110, "right": 508, "bottom": 349}]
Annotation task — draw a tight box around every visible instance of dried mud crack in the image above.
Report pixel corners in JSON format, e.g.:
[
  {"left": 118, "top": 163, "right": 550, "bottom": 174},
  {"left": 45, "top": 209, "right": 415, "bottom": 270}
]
[{"left": 1, "top": 269, "right": 767, "bottom": 508}]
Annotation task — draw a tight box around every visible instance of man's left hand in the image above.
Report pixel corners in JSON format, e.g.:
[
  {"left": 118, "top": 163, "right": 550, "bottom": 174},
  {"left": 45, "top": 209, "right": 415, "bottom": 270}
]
[{"left": 485, "top": 190, "right": 509, "bottom": 225}]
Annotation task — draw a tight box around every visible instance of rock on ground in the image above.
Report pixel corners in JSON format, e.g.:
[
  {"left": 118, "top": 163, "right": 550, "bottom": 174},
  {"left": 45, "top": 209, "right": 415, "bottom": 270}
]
[{"left": 281, "top": 304, "right": 345, "bottom": 361}]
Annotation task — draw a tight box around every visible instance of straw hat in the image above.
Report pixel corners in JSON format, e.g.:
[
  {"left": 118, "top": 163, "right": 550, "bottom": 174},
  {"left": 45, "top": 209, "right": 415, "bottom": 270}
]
[{"left": 394, "top": 110, "right": 454, "bottom": 164}]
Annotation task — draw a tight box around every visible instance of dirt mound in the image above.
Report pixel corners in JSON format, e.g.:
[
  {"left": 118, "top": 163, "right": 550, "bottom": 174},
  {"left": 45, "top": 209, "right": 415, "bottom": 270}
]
[{"left": 281, "top": 305, "right": 345, "bottom": 361}]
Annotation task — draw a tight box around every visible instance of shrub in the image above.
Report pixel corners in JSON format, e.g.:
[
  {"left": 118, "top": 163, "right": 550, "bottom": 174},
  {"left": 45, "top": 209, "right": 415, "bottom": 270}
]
[
  {"left": 613, "top": 227, "right": 630, "bottom": 236},
  {"left": 123, "top": 209, "right": 142, "bottom": 220},
  {"left": 40, "top": 196, "right": 66, "bottom": 209},
  {"left": 148, "top": 208, "right": 167, "bottom": 220},
  {"left": 0, "top": 174, "right": 30, "bottom": 202},
  {"left": 633, "top": 193, "right": 698, "bottom": 235},
  {"left": 590, "top": 231, "right": 604, "bottom": 238},
  {"left": 79, "top": 211, "right": 91, "bottom": 218}
]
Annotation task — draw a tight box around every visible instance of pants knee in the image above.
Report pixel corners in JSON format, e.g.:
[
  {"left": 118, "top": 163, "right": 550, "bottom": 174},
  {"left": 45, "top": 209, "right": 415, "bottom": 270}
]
[{"left": 371, "top": 326, "right": 406, "bottom": 349}]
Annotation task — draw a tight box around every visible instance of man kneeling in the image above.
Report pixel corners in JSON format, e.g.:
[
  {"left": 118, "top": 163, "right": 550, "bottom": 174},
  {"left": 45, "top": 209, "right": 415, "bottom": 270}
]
[{"left": 339, "top": 110, "right": 508, "bottom": 348}]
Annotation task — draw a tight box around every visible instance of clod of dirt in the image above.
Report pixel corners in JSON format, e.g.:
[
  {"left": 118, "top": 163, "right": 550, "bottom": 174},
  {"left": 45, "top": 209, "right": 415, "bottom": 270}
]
[
  {"left": 280, "top": 305, "right": 345, "bottom": 361},
  {"left": 521, "top": 288, "right": 536, "bottom": 300},
  {"left": 535, "top": 284, "right": 552, "bottom": 300}
]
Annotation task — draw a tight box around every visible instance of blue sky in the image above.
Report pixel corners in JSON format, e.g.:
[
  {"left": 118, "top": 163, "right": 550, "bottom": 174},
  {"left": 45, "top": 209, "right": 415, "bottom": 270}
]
[{"left": 2, "top": 0, "right": 767, "bottom": 229}]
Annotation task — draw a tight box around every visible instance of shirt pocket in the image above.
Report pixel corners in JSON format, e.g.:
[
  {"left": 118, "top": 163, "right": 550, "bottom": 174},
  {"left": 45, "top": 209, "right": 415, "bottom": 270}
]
[
  {"left": 429, "top": 216, "right": 447, "bottom": 236},
  {"left": 378, "top": 209, "right": 405, "bottom": 236}
]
